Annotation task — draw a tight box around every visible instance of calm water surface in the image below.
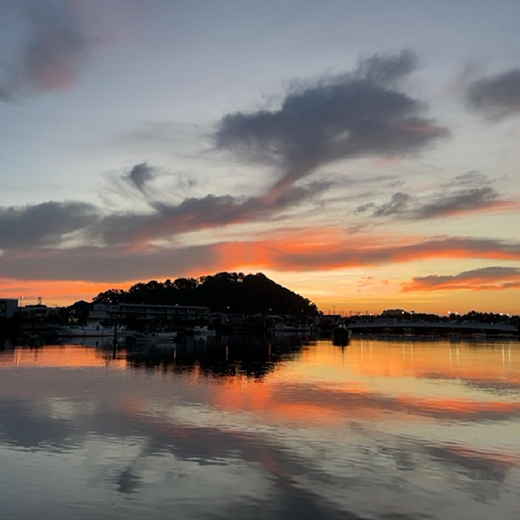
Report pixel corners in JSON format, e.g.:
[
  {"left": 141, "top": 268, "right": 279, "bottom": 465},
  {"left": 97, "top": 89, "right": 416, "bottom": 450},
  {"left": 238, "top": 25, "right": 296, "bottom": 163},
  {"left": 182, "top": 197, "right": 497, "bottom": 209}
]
[{"left": 1, "top": 336, "right": 519, "bottom": 520}]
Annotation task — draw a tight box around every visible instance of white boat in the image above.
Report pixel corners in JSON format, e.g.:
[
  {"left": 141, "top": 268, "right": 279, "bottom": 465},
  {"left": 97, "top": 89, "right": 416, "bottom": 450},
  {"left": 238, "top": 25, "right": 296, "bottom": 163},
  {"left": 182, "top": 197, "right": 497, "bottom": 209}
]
[
  {"left": 193, "top": 326, "right": 216, "bottom": 335},
  {"left": 55, "top": 323, "right": 132, "bottom": 338}
]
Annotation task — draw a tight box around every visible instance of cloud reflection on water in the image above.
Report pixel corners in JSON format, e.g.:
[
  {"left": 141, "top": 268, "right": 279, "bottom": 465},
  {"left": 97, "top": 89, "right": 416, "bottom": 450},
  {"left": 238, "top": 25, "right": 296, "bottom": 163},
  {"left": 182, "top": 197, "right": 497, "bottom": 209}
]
[{"left": 0, "top": 337, "right": 519, "bottom": 519}]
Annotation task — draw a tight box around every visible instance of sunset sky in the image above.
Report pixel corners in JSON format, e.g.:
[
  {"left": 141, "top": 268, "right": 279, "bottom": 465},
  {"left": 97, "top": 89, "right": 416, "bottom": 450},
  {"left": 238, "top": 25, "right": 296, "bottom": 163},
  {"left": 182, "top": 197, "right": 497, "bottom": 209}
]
[{"left": 1, "top": 0, "right": 520, "bottom": 313}]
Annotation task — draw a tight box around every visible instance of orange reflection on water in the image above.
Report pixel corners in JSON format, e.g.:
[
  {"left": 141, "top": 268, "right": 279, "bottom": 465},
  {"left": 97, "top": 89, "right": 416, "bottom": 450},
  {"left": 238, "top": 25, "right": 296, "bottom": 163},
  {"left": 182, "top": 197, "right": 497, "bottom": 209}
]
[
  {"left": 0, "top": 346, "right": 127, "bottom": 369},
  {"left": 205, "top": 340, "right": 520, "bottom": 426},
  {"left": 302, "top": 340, "right": 520, "bottom": 384},
  {"left": 212, "top": 381, "right": 343, "bottom": 425},
  {"left": 2, "top": 340, "right": 519, "bottom": 429}
]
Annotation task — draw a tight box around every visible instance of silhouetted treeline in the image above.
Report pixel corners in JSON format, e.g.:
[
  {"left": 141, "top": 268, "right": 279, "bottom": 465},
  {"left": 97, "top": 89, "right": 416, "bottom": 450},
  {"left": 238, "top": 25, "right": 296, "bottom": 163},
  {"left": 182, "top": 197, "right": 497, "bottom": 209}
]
[
  {"left": 459, "top": 310, "right": 515, "bottom": 323},
  {"left": 93, "top": 272, "right": 319, "bottom": 315}
]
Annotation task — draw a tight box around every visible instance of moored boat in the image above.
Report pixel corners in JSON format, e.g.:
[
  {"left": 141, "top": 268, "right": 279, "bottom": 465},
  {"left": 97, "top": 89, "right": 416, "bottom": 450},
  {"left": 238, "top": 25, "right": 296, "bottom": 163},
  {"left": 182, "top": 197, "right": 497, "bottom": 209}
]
[
  {"left": 55, "top": 323, "right": 133, "bottom": 338},
  {"left": 333, "top": 325, "right": 352, "bottom": 345}
]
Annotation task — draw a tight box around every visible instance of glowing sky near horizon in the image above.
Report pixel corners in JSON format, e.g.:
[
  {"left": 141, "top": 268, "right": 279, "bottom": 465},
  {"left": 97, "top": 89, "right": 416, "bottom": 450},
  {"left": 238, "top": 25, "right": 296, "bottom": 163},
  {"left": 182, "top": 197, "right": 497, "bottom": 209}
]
[{"left": 1, "top": 0, "right": 520, "bottom": 313}]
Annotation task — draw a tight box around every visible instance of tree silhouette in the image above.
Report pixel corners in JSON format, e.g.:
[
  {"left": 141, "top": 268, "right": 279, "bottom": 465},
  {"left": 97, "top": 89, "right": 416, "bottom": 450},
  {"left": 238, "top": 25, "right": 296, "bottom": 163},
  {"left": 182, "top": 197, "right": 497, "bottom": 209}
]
[{"left": 93, "top": 272, "right": 318, "bottom": 315}]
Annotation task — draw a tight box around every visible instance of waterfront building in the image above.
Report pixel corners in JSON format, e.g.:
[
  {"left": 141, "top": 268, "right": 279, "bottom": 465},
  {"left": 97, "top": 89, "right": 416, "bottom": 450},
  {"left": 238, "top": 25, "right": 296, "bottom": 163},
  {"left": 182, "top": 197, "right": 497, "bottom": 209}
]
[
  {"left": 89, "top": 303, "right": 210, "bottom": 324},
  {"left": 0, "top": 299, "right": 19, "bottom": 319},
  {"left": 21, "top": 304, "right": 53, "bottom": 318}
]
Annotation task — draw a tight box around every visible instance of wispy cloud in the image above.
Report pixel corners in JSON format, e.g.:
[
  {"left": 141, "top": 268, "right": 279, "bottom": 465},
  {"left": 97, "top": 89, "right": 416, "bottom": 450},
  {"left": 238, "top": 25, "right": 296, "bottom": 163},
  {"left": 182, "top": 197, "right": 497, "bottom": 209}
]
[
  {"left": 447, "top": 170, "right": 494, "bottom": 188},
  {"left": 122, "top": 163, "right": 157, "bottom": 193},
  {"left": 90, "top": 180, "right": 332, "bottom": 246},
  {"left": 356, "top": 187, "right": 518, "bottom": 220},
  {"left": 0, "top": 169, "right": 331, "bottom": 249}
]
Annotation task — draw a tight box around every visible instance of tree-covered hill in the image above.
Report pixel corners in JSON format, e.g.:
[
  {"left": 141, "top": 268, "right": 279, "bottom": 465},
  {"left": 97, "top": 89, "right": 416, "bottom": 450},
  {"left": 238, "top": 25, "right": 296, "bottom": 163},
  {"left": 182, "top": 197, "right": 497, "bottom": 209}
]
[{"left": 93, "top": 272, "right": 319, "bottom": 315}]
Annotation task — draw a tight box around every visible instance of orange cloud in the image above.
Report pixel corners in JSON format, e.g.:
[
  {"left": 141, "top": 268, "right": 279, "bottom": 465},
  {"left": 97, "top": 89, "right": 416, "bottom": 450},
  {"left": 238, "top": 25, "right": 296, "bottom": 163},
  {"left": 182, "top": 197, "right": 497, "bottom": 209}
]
[
  {"left": 214, "top": 232, "right": 520, "bottom": 272},
  {"left": 2, "top": 230, "right": 520, "bottom": 308},
  {"left": 0, "top": 278, "right": 132, "bottom": 305}
]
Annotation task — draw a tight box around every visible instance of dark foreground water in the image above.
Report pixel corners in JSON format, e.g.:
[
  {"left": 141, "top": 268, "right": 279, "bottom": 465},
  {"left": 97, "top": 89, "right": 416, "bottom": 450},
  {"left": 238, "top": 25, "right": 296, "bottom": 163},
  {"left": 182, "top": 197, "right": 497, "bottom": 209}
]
[{"left": 0, "top": 336, "right": 519, "bottom": 520}]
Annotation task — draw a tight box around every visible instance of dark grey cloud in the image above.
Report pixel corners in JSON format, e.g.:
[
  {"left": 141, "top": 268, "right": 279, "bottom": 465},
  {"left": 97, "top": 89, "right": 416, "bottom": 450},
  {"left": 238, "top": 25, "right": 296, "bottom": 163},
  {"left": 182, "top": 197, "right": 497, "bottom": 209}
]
[
  {"left": 404, "top": 266, "right": 520, "bottom": 291},
  {"left": 356, "top": 187, "right": 505, "bottom": 220},
  {"left": 0, "top": 244, "right": 218, "bottom": 282},
  {"left": 0, "top": 201, "right": 98, "bottom": 248},
  {"left": 123, "top": 162, "right": 157, "bottom": 192},
  {"left": 355, "top": 49, "right": 417, "bottom": 85},
  {"left": 468, "top": 69, "right": 520, "bottom": 120},
  {"left": 215, "top": 50, "right": 449, "bottom": 195},
  {"left": 0, "top": 2, "right": 92, "bottom": 101},
  {"left": 413, "top": 187, "right": 501, "bottom": 219},
  {"left": 0, "top": 177, "right": 330, "bottom": 250},
  {"left": 373, "top": 192, "right": 412, "bottom": 217}
]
